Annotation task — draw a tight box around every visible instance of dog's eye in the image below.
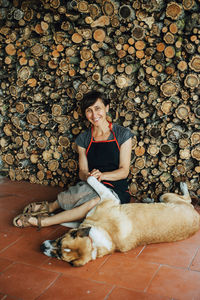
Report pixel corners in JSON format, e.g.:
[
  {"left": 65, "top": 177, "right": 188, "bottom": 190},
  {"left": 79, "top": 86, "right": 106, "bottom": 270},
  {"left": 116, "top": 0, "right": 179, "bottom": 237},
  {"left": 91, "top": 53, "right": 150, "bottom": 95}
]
[
  {"left": 57, "top": 239, "right": 62, "bottom": 248},
  {"left": 64, "top": 248, "right": 71, "bottom": 253}
]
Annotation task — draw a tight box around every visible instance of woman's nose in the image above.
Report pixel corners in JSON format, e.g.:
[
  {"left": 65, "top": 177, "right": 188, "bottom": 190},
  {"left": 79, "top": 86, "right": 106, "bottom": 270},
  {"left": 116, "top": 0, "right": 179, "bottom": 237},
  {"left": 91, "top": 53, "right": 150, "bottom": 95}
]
[{"left": 92, "top": 111, "right": 97, "bottom": 118}]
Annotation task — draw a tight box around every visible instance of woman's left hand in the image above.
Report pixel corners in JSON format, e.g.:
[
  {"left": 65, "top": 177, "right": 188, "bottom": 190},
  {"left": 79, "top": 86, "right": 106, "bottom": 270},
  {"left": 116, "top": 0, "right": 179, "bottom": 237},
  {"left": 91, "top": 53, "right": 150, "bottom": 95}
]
[{"left": 90, "top": 169, "right": 103, "bottom": 181}]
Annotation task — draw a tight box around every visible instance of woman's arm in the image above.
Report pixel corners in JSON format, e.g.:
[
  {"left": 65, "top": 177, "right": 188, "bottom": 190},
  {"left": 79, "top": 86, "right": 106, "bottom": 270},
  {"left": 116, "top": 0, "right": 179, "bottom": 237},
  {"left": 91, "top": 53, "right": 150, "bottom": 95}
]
[
  {"left": 77, "top": 145, "right": 90, "bottom": 181},
  {"left": 90, "top": 138, "right": 132, "bottom": 181}
]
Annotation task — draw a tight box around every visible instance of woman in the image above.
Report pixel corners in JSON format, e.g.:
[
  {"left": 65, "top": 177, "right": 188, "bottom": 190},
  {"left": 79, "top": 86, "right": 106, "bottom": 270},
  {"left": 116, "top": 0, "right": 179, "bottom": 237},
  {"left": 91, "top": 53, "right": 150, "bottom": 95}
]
[{"left": 13, "top": 91, "right": 133, "bottom": 229}]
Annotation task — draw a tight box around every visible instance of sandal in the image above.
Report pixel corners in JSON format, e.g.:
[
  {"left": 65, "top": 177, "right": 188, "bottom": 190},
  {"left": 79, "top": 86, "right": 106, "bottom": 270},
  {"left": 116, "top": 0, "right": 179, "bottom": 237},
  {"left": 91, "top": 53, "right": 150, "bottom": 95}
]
[
  {"left": 23, "top": 201, "right": 50, "bottom": 216},
  {"left": 13, "top": 213, "right": 47, "bottom": 230}
]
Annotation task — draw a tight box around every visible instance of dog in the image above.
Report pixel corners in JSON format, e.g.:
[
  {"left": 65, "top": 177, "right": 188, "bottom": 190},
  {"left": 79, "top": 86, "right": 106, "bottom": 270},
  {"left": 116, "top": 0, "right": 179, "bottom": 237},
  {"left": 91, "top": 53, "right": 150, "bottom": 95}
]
[{"left": 41, "top": 176, "right": 200, "bottom": 267}]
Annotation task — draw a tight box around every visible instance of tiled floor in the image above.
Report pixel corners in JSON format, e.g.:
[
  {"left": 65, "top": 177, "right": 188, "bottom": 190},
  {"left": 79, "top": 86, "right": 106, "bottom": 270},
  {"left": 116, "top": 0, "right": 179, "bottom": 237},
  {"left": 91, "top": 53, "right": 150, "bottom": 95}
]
[{"left": 0, "top": 177, "right": 200, "bottom": 300}]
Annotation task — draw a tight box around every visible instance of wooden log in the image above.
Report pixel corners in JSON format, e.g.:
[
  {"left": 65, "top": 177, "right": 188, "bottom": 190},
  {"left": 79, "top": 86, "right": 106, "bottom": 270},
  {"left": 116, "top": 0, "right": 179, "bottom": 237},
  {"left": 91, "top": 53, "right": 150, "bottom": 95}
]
[
  {"left": 166, "top": 2, "right": 183, "bottom": 20},
  {"left": 48, "top": 159, "right": 59, "bottom": 171},
  {"left": 26, "top": 112, "right": 39, "bottom": 125},
  {"left": 77, "top": 1, "right": 89, "bottom": 13},
  {"left": 31, "top": 43, "right": 44, "bottom": 56},
  {"left": 119, "top": 5, "right": 134, "bottom": 20},
  {"left": 91, "top": 16, "right": 110, "bottom": 27},
  {"left": 189, "top": 55, "right": 200, "bottom": 72},
  {"left": 102, "top": 0, "right": 116, "bottom": 16},
  {"left": 191, "top": 132, "right": 200, "bottom": 145},
  {"left": 5, "top": 44, "right": 16, "bottom": 55},
  {"left": 164, "top": 46, "right": 175, "bottom": 58},
  {"left": 132, "top": 26, "right": 145, "bottom": 40},
  {"left": 4, "top": 154, "right": 14, "bottom": 165},
  {"left": 135, "top": 145, "right": 145, "bottom": 156},
  {"left": 161, "top": 81, "right": 179, "bottom": 97},
  {"left": 191, "top": 147, "right": 200, "bottom": 161},
  {"left": 184, "top": 74, "right": 199, "bottom": 89},
  {"left": 160, "top": 143, "right": 174, "bottom": 156},
  {"left": 135, "top": 157, "right": 145, "bottom": 169},
  {"left": 93, "top": 29, "right": 106, "bottom": 42},
  {"left": 147, "top": 144, "right": 159, "bottom": 156},
  {"left": 183, "top": 0, "right": 196, "bottom": 10},
  {"left": 175, "top": 105, "right": 190, "bottom": 120}
]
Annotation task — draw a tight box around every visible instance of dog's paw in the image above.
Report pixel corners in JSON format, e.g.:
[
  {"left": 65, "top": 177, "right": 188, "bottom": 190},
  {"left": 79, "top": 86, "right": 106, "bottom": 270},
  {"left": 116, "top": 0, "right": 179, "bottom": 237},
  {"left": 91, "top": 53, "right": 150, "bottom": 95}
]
[
  {"left": 87, "top": 176, "right": 119, "bottom": 203},
  {"left": 142, "top": 197, "right": 154, "bottom": 203},
  {"left": 180, "top": 182, "right": 189, "bottom": 196}
]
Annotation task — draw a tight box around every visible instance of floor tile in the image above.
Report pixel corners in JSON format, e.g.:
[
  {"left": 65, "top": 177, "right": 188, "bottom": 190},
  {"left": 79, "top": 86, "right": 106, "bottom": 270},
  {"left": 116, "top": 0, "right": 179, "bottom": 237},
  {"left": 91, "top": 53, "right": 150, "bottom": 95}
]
[
  {"left": 181, "top": 229, "right": 200, "bottom": 245},
  {"left": 107, "top": 286, "right": 171, "bottom": 300},
  {"left": 190, "top": 248, "right": 200, "bottom": 271},
  {"left": 0, "top": 195, "right": 29, "bottom": 212},
  {"left": 91, "top": 254, "right": 159, "bottom": 291},
  {"left": 37, "top": 273, "right": 113, "bottom": 300},
  {"left": 0, "top": 293, "right": 17, "bottom": 300},
  {"left": 0, "top": 230, "right": 23, "bottom": 252},
  {"left": 0, "top": 227, "right": 58, "bottom": 267},
  {"left": 137, "top": 238, "right": 199, "bottom": 268},
  {"left": 0, "top": 209, "right": 20, "bottom": 232},
  {"left": 0, "top": 262, "right": 59, "bottom": 300},
  {"left": 0, "top": 257, "right": 13, "bottom": 272},
  {"left": 41, "top": 254, "right": 110, "bottom": 280},
  {"left": 116, "top": 245, "right": 145, "bottom": 259},
  {"left": 147, "top": 265, "right": 200, "bottom": 300}
]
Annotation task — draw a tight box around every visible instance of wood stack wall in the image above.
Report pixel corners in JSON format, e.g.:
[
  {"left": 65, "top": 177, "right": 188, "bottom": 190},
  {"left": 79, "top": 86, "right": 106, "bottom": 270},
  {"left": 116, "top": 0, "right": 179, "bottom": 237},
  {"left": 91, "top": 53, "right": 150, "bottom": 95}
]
[{"left": 0, "top": 0, "right": 200, "bottom": 201}]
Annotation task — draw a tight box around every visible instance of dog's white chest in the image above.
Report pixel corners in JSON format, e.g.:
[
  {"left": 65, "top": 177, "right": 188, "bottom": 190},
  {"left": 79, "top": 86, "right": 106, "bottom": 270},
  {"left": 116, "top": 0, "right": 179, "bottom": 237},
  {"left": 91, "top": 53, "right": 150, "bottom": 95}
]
[{"left": 89, "top": 227, "right": 112, "bottom": 259}]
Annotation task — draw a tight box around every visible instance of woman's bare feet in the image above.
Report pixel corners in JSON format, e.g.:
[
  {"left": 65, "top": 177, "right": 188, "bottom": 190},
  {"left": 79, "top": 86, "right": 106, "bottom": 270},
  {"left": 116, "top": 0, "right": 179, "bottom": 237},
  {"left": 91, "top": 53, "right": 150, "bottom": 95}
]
[{"left": 13, "top": 213, "right": 49, "bottom": 229}]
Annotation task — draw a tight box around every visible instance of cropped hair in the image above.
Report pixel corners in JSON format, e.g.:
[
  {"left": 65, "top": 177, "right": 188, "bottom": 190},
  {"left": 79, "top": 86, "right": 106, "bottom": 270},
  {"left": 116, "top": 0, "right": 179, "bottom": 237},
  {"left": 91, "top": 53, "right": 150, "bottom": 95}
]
[{"left": 81, "top": 91, "right": 110, "bottom": 116}]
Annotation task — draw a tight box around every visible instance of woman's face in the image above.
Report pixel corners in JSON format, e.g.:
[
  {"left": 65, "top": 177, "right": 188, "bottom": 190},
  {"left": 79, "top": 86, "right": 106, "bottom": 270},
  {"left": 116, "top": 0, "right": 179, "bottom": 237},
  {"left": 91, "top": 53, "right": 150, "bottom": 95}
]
[{"left": 85, "top": 98, "right": 109, "bottom": 126}]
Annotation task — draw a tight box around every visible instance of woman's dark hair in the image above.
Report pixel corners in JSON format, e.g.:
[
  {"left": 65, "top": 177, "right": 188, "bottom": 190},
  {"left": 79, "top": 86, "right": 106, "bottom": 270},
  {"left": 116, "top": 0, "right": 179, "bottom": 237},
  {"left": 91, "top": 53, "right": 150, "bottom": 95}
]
[{"left": 81, "top": 91, "right": 110, "bottom": 116}]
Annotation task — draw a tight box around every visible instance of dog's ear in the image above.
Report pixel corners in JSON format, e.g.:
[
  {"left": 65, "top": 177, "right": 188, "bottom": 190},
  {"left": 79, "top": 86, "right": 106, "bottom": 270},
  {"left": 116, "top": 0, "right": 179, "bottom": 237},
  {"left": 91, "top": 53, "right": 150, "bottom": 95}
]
[
  {"left": 70, "top": 229, "right": 79, "bottom": 239},
  {"left": 70, "top": 227, "right": 91, "bottom": 239},
  {"left": 77, "top": 227, "right": 91, "bottom": 237}
]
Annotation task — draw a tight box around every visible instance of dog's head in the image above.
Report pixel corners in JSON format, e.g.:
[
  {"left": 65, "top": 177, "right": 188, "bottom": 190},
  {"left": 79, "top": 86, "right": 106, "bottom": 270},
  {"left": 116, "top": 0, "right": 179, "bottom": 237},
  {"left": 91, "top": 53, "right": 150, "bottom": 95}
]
[{"left": 41, "top": 227, "right": 94, "bottom": 267}]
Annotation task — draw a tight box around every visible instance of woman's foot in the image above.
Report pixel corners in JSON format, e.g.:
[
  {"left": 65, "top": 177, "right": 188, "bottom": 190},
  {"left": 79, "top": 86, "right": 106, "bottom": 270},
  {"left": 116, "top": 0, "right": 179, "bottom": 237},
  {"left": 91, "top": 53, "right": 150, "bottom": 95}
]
[
  {"left": 23, "top": 201, "right": 58, "bottom": 215},
  {"left": 13, "top": 213, "right": 48, "bottom": 229}
]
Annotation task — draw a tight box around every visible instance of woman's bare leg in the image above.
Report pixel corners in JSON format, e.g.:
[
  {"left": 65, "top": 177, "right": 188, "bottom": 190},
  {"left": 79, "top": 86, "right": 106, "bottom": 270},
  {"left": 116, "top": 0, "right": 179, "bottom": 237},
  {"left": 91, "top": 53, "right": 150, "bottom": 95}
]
[{"left": 17, "top": 197, "right": 100, "bottom": 227}]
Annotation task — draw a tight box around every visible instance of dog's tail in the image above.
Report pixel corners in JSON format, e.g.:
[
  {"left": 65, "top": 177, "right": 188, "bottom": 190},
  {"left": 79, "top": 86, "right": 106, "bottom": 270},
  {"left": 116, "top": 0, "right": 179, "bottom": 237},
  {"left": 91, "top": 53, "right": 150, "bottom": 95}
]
[
  {"left": 160, "top": 182, "right": 192, "bottom": 205},
  {"left": 179, "top": 182, "right": 192, "bottom": 203}
]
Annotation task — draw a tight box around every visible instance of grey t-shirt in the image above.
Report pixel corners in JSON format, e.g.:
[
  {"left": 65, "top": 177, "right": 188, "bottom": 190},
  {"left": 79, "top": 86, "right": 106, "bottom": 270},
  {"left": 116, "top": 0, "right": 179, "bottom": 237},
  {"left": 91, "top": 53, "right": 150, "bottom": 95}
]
[{"left": 75, "top": 123, "right": 133, "bottom": 149}]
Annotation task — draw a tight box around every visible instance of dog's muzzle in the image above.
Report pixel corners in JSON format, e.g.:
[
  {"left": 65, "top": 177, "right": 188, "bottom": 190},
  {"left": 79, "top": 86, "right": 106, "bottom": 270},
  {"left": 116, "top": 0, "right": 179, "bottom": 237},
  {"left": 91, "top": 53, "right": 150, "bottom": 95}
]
[{"left": 40, "top": 239, "right": 62, "bottom": 259}]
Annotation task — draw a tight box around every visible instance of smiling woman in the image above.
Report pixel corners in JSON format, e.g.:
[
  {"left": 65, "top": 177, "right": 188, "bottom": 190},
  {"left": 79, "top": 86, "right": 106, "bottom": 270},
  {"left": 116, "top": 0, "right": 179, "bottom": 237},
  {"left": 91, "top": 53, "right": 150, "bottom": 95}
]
[
  {"left": 76, "top": 91, "right": 133, "bottom": 203},
  {"left": 13, "top": 90, "right": 133, "bottom": 229}
]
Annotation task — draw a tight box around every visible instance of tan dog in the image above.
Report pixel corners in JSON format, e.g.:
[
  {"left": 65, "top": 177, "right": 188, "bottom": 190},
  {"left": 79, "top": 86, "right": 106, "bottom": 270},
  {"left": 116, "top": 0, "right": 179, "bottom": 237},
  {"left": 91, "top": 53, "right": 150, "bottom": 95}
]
[{"left": 41, "top": 176, "right": 200, "bottom": 267}]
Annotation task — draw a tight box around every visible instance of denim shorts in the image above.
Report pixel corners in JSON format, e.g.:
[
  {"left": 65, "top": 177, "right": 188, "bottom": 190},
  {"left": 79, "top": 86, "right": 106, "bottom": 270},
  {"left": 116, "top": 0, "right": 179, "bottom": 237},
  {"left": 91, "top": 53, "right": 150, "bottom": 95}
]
[{"left": 57, "top": 181, "right": 120, "bottom": 210}]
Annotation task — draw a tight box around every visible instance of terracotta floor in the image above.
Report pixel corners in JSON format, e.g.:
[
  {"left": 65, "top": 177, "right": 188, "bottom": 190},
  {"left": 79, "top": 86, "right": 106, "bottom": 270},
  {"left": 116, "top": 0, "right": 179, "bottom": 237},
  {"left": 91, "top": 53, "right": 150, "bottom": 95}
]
[{"left": 0, "top": 177, "right": 200, "bottom": 300}]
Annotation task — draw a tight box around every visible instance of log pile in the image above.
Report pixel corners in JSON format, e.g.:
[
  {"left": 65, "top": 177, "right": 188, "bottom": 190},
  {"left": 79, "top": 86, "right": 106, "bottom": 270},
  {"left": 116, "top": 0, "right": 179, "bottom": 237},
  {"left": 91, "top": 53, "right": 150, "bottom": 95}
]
[{"left": 0, "top": 0, "right": 200, "bottom": 201}]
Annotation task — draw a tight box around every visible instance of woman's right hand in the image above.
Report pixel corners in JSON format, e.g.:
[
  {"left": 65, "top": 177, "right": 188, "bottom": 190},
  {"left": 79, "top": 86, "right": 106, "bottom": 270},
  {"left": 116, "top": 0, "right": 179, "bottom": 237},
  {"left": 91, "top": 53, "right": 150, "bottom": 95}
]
[{"left": 90, "top": 169, "right": 103, "bottom": 181}]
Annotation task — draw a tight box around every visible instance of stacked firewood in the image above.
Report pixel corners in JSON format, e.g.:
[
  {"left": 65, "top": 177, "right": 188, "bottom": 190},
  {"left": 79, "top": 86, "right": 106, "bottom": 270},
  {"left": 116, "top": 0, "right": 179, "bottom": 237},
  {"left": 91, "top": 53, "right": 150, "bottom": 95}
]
[{"left": 0, "top": 0, "right": 200, "bottom": 201}]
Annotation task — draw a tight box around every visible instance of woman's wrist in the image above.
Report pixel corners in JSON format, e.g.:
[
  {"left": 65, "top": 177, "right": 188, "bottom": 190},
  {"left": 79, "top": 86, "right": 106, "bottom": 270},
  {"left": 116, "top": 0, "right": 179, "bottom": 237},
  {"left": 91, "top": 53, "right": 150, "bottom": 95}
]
[{"left": 79, "top": 171, "right": 90, "bottom": 181}]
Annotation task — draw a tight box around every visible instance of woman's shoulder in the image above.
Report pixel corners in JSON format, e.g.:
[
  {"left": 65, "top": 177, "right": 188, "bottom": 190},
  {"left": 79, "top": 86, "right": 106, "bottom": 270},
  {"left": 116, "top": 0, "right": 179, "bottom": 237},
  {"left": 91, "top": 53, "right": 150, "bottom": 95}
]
[
  {"left": 112, "top": 123, "right": 133, "bottom": 146},
  {"left": 75, "top": 127, "right": 91, "bottom": 149}
]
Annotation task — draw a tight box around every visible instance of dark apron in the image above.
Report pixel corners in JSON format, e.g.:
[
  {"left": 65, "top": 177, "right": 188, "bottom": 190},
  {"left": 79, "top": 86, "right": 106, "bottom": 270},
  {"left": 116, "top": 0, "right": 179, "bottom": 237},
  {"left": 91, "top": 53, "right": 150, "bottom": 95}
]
[{"left": 86, "top": 123, "right": 130, "bottom": 204}]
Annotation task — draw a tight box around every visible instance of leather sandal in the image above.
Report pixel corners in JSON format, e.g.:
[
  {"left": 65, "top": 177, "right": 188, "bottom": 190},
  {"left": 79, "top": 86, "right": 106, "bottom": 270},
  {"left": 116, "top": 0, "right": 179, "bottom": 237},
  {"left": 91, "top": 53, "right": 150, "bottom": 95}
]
[
  {"left": 23, "top": 201, "right": 50, "bottom": 216},
  {"left": 13, "top": 213, "right": 47, "bottom": 230}
]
